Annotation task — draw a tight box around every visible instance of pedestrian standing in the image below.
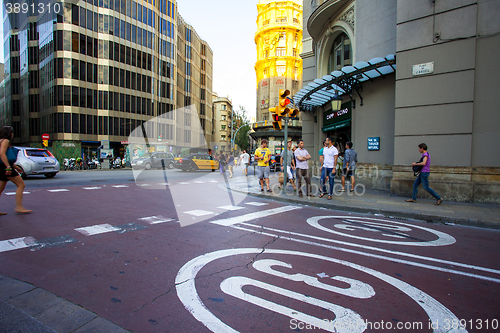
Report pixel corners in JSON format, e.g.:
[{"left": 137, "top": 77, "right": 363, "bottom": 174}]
[
  {"left": 219, "top": 152, "right": 226, "bottom": 175},
  {"left": 319, "top": 137, "right": 338, "bottom": 199},
  {"left": 341, "top": 141, "right": 358, "bottom": 192},
  {"left": 295, "top": 140, "right": 314, "bottom": 197},
  {"left": 254, "top": 139, "right": 272, "bottom": 192},
  {"left": 226, "top": 154, "right": 235, "bottom": 178},
  {"left": 405, "top": 143, "right": 443, "bottom": 205},
  {"left": 318, "top": 140, "right": 327, "bottom": 195},
  {"left": 279, "top": 141, "right": 297, "bottom": 191},
  {"left": 239, "top": 150, "right": 250, "bottom": 176},
  {"left": 0, "top": 126, "right": 32, "bottom": 215}
]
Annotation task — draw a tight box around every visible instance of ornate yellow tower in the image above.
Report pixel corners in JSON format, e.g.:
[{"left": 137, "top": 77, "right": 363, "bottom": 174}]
[{"left": 255, "top": 0, "right": 303, "bottom": 125}]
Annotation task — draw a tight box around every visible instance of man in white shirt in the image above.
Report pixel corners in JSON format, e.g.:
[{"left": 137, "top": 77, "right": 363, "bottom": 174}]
[
  {"left": 239, "top": 150, "right": 250, "bottom": 176},
  {"left": 294, "top": 140, "right": 314, "bottom": 197},
  {"left": 319, "top": 137, "right": 338, "bottom": 199}
]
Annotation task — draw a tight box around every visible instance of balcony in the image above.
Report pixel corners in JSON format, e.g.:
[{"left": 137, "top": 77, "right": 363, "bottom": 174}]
[{"left": 307, "top": 0, "right": 349, "bottom": 41}]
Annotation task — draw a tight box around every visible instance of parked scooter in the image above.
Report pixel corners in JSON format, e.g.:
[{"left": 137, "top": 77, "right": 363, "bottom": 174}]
[{"left": 111, "top": 157, "right": 122, "bottom": 169}]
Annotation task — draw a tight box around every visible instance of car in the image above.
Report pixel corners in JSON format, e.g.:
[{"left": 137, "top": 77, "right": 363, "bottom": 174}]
[
  {"left": 14, "top": 147, "right": 60, "bottom": 179},
  {"left": 131, "top": 152, "right": 175, "bottom": 170},
  {"left": 174, "top": 153, "right": 219, "bottom": 172}
]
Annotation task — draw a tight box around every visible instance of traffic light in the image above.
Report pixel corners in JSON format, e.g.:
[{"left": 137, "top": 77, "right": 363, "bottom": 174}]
[
  {"left": 277, "top": 89, "right": 291, "bottom": 116},
  {"left": 272, "top": 113, "right": 282, "bottom": 130},
  {"left": 289, "top": 107, "right": 299, "bottom": 119}
]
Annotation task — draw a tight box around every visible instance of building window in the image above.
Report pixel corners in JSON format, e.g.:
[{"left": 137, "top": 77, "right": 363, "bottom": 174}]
[
  {"left": 222, "top": 105, "right": 226, "bottom": 110},
  {"left": 221, "top": 125, "right": 226, "bottom": 130},
  {"left": 221, "top": 135, "right": 226, "bottom": 141},
  {"left": 276, "top": 65, "right": 286, "bottom": 75},
  {"left": 222, "top": 115, "right": 226, "bottom": 121},
  {"left": 276, "top": 47, "right": 286, "bottom": 57},
  {"left": 328, "top": 32, "right": 351, "bottom": 72},
  {"left": 276, "top": 16, "right": 287, "bottom": 23}
]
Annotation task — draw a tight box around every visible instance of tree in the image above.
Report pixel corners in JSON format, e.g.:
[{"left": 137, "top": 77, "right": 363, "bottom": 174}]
[{"left": 232, "top": 106, "right": 250, "bottom": 151}]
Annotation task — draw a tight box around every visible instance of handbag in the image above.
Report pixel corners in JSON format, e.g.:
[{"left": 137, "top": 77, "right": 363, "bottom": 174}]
[
  {"left": 0, "top": 140, "right": 19, "bottom": 165},
  {"left": 412, "top": 157, "right": 424, "bottom": 176}
]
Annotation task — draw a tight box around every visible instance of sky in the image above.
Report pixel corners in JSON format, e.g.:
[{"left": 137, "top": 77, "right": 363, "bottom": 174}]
[{"left": 0, "top": 0, "right": 259, "bottom": 119}]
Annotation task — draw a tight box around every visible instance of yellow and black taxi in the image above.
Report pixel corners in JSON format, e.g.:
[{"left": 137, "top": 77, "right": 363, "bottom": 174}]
[{"left": 174, "top": 153, "right": 219, "bottom": 172}]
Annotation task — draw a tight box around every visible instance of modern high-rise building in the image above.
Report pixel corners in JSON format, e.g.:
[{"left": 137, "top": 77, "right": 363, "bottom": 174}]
[
  {"left": 254, "top": 0, "right": 303, "bottom": 152},
  {"left": 0, "top": 0, "right": 213, "bottom": 161}
]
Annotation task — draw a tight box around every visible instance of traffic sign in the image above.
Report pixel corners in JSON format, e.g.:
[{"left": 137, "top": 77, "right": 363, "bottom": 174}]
[{"left": 42, "top": 133, "right": 50, "bottom": 140}]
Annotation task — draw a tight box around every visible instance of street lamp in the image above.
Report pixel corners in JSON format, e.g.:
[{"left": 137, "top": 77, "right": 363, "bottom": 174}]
[{"left": 331, "top": 92, "right": 342, "bottom": 112}]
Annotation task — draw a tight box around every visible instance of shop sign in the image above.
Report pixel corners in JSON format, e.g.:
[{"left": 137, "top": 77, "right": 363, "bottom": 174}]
[
  {"left": 61, "top": 142, "right": 76, "bottom": 147},
  {"left": 323, "top": 101, "right": 351, "bottom": 127},
  {"left": 412, "top": 62, "right": 434, "bottom": 76},
  {"left": 121, "top": 141, "right": 129, "bottom": 145},
  {"left": 367, "top": 137, "right": 380, "bottom": 151}
]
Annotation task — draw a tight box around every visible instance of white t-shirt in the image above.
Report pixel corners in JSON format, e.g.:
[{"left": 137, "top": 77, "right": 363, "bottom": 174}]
[
  {"left": 323, "top": 145, "right": 338, "bottom": 168},
  {"left": 240, "top": 153, "right": 250, "bottom": 164}
]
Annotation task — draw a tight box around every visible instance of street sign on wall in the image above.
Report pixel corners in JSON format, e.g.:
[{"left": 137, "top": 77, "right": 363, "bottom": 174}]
[{"left": 368, "top": 137, "right": 380, "bottom": 151}]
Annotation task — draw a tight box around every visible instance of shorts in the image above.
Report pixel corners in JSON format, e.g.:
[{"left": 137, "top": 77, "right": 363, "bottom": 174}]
[
  {"left": 242, "top": 163, "right": 248, "bottom": 169},
  {"left": 286, "top": 165, "right": 294, "bottom": 179},
  {"left": 0, "top": 164, "right": 20, "bottom": 182},
  {"left": 257, "top": 166, "right": 270, "bottom": 179},
  {"left": 342, "top": 168, "right": 355, "bottom": 177}
]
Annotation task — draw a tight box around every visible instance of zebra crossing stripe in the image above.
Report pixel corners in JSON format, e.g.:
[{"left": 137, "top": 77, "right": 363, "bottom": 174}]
[
  {"left": 139, "top": 216, "right": 173, "bottom": 224},
  {"left": 112, "top": 185, "right": 129, "bottom": 188},
  {"left": 184, "top": 210, "right": 215, "bottom": 217},
  {"left": 5, "top": 192, "right": 30, "bottom": 195},
  {"left": 0, "top": 237, "right": 36, "bottom": 253},
  {"left": 82, "top": 187, "right": 101, "bottom": 190},
  {"left": 218, "top": 205, "right": 245, "bottom": 211},
  {"left": 75, "top": 224, "right": 121, "bottom": 236},
  {"left": 245, "top": 202, "right": 268, "bottom": 206},
  {"left": 47, "top": 189, "right": 70, "bottom": 192}
]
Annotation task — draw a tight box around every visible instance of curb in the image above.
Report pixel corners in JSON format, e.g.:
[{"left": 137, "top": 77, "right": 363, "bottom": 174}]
[{"left": 225, "top": 183, "right": 500, "bottom": 230}]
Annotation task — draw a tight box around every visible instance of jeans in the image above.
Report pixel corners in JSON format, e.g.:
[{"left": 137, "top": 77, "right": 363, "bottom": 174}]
[
  {"left": 320, "top": 167, "right": 335, "bottom": 195},
  {"left": 412, "top": 172, "right": 441, "bottom": 200}
]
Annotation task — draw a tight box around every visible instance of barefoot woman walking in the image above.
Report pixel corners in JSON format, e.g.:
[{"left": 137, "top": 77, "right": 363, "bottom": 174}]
[{"left": 0, "top": 126, "right": 32, "bottom": 214}]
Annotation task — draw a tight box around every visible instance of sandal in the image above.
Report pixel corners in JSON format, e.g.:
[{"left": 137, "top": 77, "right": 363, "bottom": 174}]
[
  {"left": 267, "top": 189, "right": 272, "bottom": 192},
  {"left": 0, "top": 212, "right": 7, "bottom": 215},
  {"left": 319, "top": 193, "right": 325, "bottom": 198},
  {"left": 339, "top": 188, "right": 346, "bottom": 192},
  {"left": 405, "top": 199, "right": 416, "bottom": 203},
  {"left": 15, "top": 209, "right": 32, "bottom": 214},
  {"left": 327, "top": 195, "right": 332, "bottom": 200}
]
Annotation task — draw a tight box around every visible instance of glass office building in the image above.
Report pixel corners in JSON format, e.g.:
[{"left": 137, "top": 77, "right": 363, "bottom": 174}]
[{"left": 1, "top": 0, "right": 213, "bottom": 159}]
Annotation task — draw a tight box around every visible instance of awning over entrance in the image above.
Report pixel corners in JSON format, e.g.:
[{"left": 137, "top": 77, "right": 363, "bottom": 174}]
[{"left": 293, "top": 54, "right": 396, "bottom": 112}]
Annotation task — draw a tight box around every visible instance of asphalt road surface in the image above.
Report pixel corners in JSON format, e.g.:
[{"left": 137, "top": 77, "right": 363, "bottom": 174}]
[{"left": 1, "top": 169, "right": 499, "bottom": 332}]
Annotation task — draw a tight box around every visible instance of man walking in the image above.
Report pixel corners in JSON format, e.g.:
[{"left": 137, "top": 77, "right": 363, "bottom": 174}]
[
  {"left": 341, "top": 141, "right": 357, "bottom": 192},
  {"left": 319, "top": 137, "right": 338, "bottom": 199},
  {"left": 280, "top": 141, "right": 298, "bottom": 191},
  {"left": 239, "top": 150, "right": 250, "bottom": 176},
  {"left": 254, "top": 139, "right": 272, "bottom": 192},
  {"left": 295, "top": 140, "right": 314, "bottom": 197}
]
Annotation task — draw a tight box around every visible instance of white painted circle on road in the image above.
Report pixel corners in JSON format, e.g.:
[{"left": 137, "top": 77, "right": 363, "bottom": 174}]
[
  {"left": 307, "top": 216, "right": 456, "bottom": 246},
  {"left": 176, "top": 248, "right": 467, "bottom": 333}
]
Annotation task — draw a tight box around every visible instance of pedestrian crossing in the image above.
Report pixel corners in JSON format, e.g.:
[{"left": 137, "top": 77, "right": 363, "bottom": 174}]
[{"left": 0, "top": 198, "right": 297, "bottom": 254}]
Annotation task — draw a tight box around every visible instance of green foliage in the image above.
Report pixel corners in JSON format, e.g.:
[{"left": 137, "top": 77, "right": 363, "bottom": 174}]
[{"left": 233, "top": 106, "right": 250, "bottom": 151}]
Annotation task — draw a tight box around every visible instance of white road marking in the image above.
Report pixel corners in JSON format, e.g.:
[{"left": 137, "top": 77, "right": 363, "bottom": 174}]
[
  {"left": 82, "top": 187, "right": 101, "bottom": 190},
  {"left": 0, "top": 237, "right": 36, "bottom": 253},
  {"left": 184, "top": 210, "right": 215, "bottom": 217},
  {"left": 239, "top": 222, "right": 500, "bottom": 275},
  {"left": 210, "top": 206, "right": 301, "bottom": 227},
  {"left": 176, "top": 248, "right": 468, "bottom": 333},
  {"left": 75, "top": 224, "right": 121, "bottom": 236},
  {"left": 139, "top": 216, "right": 173, "bottom": 224},
  {"left": 307, "top": 216, "right": 456, "bottom": 246},
  {"left": 194, "top": 181, "right": 205, "bottom": 184},
  {"left": 5, "top": 192, "right": 30, "bottom": 195},
  {"left": 157, "top": 182, "right": 169, "bottom": 185},
  {"left": 232, "top": 224, "right": 500, "bottom": 284},
  {"left": 179, "top": 182, "right": 190, "bottom": 185},
  {"left": 217, "top": 205, "right": 245, "bottom": 211},
  {"left": 112, "top": 185, "right": 129, "bottom": 188},
  {"left": 245, "top": 202, "right": 268, "bottom": 206},
  {"left": 317, "top": 272, "right": 329, "bottom": 278},
  {"left": 47, "top": 189, "right": 69, "bottom": 192},
  {"left": 210, "top": 180, "right": 218, "bottom": 183},
  {"left": 220, "top": 276, "right": 364, "bottom": 333},
  {"left": 139, "top": 184, "right": 151, "bottom": 187}
]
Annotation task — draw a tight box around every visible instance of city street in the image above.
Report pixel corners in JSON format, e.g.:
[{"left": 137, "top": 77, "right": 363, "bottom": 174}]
[{"left": 1, "top": 169, "right": 499, "bottom": 332}]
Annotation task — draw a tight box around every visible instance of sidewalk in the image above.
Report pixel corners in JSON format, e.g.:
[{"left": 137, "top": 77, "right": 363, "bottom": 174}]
[{"left": 224, "top": 171, "right": 500, "bottom": 229}]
